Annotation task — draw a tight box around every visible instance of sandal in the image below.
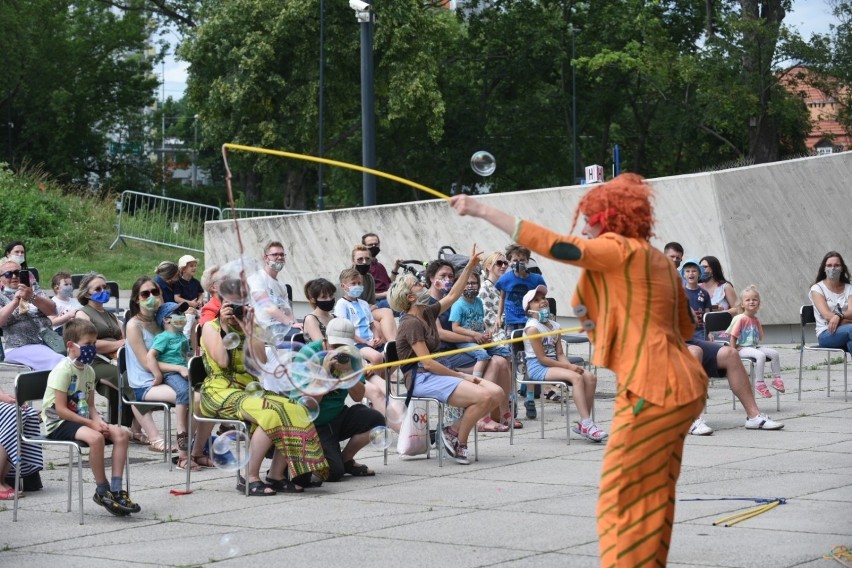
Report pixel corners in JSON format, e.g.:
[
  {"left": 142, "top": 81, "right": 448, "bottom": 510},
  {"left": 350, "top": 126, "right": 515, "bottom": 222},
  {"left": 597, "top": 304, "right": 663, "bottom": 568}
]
[
  {"left": 501, "top": 412, "right": 523, "bottom": 430},
  {"left": 265, "top": 477, "right": 304, "bottom": 493},
  {"left": 176, "top": 432, "right": 188, "bottom": 452},
  {"left": 148, "top": 438, "right": 177, "bottom": 453},
  {"left": 343, "top": 460, "right": 375, "bottom": 477},
  {"left": 176, "top": 456, "right": 200, "bottom": 472},
  {"left": 236, "top": 476, "right": 277, "bottom": 496},
  {"left": 477, "top": 416, "right": 509, "bottom": 432},
  {"left": 129, "top": 431, "right": 149, "bottom": 445},
  {"left": 0, "top": 487, "right": 21, "bottom": 500},
  {"left": 191, "top": 455, "right": 216, "bottom": 469},
  {"left": 545, "top": 390, "right": 563, "bottom": 403}
]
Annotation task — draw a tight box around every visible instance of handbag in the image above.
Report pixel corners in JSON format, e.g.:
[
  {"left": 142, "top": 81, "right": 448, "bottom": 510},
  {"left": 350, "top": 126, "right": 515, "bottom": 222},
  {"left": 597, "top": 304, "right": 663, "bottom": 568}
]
[
  {"left": 39, "top": 328, "right": 68, "bottom": 356},
  {"left": 396, "top": 400, "right": 429, "bottom": 456}
]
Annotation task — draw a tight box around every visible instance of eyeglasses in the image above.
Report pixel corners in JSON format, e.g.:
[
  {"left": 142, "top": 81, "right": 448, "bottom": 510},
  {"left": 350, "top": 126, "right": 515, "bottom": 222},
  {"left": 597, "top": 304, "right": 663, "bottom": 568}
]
[
  {"left": 494, "top": 260, "right": 509, "bottom": 267},
  {"left": 1, "top": 270, "right": 20, "bottom": 279},
  {"left": 266, "top": 252, "right": 287, "bottom": 259},
  {"left": 354, "top": 257, "right": 371, "bottom": 265},
  {"left": 89, "top": 285, "right": 108, "bottom": 293},
  {"left": 139, "top": 288, "right": 161, "bottom": 299}
]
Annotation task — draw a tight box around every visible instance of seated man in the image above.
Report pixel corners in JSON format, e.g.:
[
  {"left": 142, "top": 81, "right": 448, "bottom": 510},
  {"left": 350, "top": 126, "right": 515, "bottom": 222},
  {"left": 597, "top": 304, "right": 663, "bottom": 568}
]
[
  {"left": 361, "top": 232, "right": 401, "bottom": 309},
  {"left": 309, "top": 318, "right": 386, "bottom": 481},
  {"left": 686, "top": 339, "right": 784, "bottom": 435}
]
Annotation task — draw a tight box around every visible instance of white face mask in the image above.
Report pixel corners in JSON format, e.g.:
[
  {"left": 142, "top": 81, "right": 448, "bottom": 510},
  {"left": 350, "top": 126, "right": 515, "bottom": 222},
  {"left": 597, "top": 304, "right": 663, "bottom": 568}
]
[
  {"left": 3, "top": 286, "right": 17, "bottom": 294},
  {"left": 9, "top": 255, "right": 24, "bottom": 265},
  {"left": 267, "top": 259, "right": 285, "bottom": 272}
]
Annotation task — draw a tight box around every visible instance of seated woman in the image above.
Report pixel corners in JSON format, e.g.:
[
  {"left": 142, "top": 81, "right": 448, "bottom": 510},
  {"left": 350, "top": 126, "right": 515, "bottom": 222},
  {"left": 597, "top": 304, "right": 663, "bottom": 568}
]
[
  {"left": 3, "top": 241, "right": 28, "bottom": 271},
  {"left": 809, "top": 250, "right": 852, "bottom": 352},
  {"left": 201, "top": 277, "right": 329, "bottom": 494},
  {"left": 0, "top": 385, "right": 43, "bottom": 499},
  {"left": 125, "top": 277, "right": 211, "bottom": 469},
  {"left": 74, "top": 273, "right": 161, "bottom": 448},
  {"left": 522, "top": 285, "right": 606, "bottom": 442},
  {"left": 0, "top": 259, "right": 64, "bottom": 371},
  {"left": 199, "top": 265, "right": 223, "bottom": 328},
  {"left": 699, "top": 256, "right": 737, "bottom": 313},
  {"left": 478, "top": 251, "right": 510, "bottom": 343},
  {"left": 388, "top": 245, "right": 505, "bottom": 465},
  {"left": 154, "top": 261, "right": 179, "bottom": 304}
]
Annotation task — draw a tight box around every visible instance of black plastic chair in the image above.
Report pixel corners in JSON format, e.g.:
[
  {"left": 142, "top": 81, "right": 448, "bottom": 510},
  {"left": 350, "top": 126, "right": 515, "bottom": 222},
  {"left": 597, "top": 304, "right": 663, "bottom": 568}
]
[
  {"left": 71, "top": 275, "right": 121, "bottom": 314},
  {"left": 797, "top": 305, "right": 848, "bottom": 402},
  {"left": 13, "top": 369, "right": 125, "bottom": 524}
]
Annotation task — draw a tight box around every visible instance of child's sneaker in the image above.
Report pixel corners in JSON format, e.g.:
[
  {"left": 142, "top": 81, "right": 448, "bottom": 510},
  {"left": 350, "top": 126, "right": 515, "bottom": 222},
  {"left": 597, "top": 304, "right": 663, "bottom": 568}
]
[
  {"left": 572, "top": 421, "right": 607, "bottom": 443},
  {"left": 524, "top": 399, "right": 537, "bottom": 419},
  {"left": 770, "top": 377, "right": 786, "bottom": 393},
  {"left": 440, "top": 426, "right": 458, "bottom": 457},
  {"left": 93, "top": 490, "right": 127, "bottom": 517},
  {"left": 744, "top": 413, "right": 784, "bottom": 430},
  {"left": 114, "top": 490, "right": 141, "bottom": 513},
  {"left": 755, "top": 381, "right": 772, "bottom": 398},
  {"left": 454, "top": 444, "right": 471, "bottom": 465}
]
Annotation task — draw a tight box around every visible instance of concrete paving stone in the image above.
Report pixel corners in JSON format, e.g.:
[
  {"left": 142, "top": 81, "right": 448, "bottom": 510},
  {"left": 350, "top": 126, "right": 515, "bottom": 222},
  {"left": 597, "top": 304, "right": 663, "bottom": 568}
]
[
  {"left": 494, "top": 551, "right": 601, "bottom": 567},
  {"left": 493, "top": 489, "right": 599, "bottom": 518},
  {"left": 0, "top": 551, "right": 150, "bottom": 568}
]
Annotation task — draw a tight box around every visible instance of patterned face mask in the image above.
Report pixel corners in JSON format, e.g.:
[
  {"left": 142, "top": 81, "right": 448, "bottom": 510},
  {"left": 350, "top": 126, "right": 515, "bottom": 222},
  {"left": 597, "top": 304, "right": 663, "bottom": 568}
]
[{"left": 74, "top": 344, "right": 97, "bottom": 365}]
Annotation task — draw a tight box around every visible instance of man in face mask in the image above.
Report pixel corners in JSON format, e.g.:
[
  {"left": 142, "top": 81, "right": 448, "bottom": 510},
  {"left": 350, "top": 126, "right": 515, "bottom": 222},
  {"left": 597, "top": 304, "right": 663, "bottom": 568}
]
[
  {"left": 361, "top": 233, "right": 402, "bottom": 309},
  {"left": 351, "top": 244, "right": 397, "bottom": 342},
  {"left": 246, "top": 241, "right": 299, "bottom": 342}
]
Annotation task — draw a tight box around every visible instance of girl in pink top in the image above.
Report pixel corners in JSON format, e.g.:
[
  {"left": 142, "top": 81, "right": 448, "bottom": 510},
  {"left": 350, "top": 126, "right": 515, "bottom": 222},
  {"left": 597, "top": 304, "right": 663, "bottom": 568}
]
[{"left": 727, "top": 285, "right": 785, "bottom": 398}]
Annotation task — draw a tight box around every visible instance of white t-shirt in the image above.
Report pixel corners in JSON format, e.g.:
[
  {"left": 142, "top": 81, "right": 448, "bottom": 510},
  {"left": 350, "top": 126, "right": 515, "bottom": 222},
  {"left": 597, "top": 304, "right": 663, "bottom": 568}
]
[
  {"left": 52, "top": 296, "right": 82, "bottom": 330},
  {"left": 523, "top": 318, "right": 561, "bottom": 361},
  {"left": 809, "top": 282, "right": 852, "bottom": 337},
  {"left": 247, "top": 269, "right": 293, "bottom": 327}
]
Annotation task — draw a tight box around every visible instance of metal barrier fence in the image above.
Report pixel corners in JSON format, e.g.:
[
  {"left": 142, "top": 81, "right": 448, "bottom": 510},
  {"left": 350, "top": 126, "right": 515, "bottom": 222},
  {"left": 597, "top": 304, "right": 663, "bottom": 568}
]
[{"left": 109, "top": 191, "right": 310, "bottom": 253}]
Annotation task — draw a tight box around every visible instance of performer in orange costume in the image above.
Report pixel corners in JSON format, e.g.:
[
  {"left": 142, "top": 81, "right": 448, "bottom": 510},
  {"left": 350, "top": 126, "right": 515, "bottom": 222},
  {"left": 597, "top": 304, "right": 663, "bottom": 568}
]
[{"left": 451, "top": 173, "right": 708, "bottom": 567}]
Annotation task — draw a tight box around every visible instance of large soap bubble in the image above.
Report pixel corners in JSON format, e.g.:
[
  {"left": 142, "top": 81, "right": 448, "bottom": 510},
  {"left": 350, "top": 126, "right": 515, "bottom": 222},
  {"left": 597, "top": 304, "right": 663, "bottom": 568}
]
[
  {"left": 470, "top": 151, "right": 496, "bottom": 177},
  {"left": 211, "top": 430, "right": 250, "bottom": 472},
  {"left": 320, "top": 345, "right": 365, "bottom": 390}
]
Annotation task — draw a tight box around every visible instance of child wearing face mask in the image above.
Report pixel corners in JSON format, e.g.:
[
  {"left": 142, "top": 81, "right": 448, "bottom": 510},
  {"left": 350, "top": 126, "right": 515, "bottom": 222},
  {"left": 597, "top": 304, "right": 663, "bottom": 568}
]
[
  {"left": 333, "top": 268, "right": 385, "bottom": 365},
  {"left": 522, "top": 286, "right": 607, "bottom": 441},
  {"left": 303, "top": 278, "right": 337, "bottom": 343},
  {"left": 495, "top": 244, "right": 546, "bottom": 335},
  {"left": 50, "top": 271, "right": 82, "bottom": 331},
  {"left": 43, "top": 319, "right": 141, "bottom": 516},
  {"left": 145, "top": 302, "right": 194, "bottom": 469}
]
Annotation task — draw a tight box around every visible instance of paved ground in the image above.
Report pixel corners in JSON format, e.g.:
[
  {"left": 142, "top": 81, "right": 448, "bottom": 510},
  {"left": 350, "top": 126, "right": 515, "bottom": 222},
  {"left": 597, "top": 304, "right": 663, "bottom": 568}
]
[{"left": 1, "top": 344, "right": 850, "bottom": 568}]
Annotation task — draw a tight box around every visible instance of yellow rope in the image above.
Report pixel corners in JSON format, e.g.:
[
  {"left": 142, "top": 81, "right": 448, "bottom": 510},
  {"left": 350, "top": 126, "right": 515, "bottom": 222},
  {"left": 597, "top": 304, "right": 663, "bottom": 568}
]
[
  {"left": 712, "top": 500, "right": 781, "bottom": 527},
  {"left": 222, "top": 143, "right": 451, "bottom": 201},
  {"left": 825, "top": 545, "right": 852, "bottom": 567},
  {"left": 364, "top": 326, "right": 585, "bottom": 373}
]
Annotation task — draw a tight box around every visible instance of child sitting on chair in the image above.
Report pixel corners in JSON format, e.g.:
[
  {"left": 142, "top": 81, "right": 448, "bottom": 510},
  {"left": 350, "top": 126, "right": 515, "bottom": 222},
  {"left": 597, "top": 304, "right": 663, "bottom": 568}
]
[
  {"left": 726, "top": 285, "right": 785, "bottom": 398},
  {"left": 43, "top": 319, "right": 141, "bottom": 516},
  {"left": 522, "top": 285, "right": 607, "bottom": 442}
]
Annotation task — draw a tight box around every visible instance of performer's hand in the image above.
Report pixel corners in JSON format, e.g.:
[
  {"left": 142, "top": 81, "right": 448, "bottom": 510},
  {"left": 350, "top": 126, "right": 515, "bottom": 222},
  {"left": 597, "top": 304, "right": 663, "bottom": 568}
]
[{"left": 450, "top": 194, "right": 485, "bottom": 218}]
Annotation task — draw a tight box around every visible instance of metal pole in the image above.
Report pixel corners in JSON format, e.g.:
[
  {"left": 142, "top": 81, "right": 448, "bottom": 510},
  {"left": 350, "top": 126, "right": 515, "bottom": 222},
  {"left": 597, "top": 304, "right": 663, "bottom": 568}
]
[
  {"left": 192, "top": 115, "right": 199, "bottom": 189},
  {"left": 571, "top": 28, "right": 578, "bottom": 185},
  {"left": 360, "top": 7, "right": 376, "bottom": 206},
  {"left": 317, "top": 0, "right": 325, "bottom": 211},
  {"left": 161, "top": 61, "right": 166, "bottom": 196}
]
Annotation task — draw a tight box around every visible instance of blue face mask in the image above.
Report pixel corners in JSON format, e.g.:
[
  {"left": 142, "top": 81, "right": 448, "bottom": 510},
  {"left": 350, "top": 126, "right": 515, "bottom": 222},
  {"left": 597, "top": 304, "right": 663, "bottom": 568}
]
[
  {"left": 538, "top": 308, "right": 551, "bottom": 323},
  {"left": 91, "top": 290, "right": 111, "bottom": 304},
  {"left": 74, "top": 344, "right": 97, "bottom": 365},
  {"left": 348, "top": 285, "right": 364, "bottom": 298}
]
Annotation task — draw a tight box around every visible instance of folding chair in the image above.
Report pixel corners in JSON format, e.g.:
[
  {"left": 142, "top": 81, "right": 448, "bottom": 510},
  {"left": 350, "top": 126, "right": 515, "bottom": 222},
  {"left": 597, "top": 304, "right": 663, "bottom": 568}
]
[
  {"left": 382, "top": 341, "right": 478, "bottom": 466},
  {"left": 117, "top": 347, "right": 173, "bottom": 469},
  {"left": 184, "top": 356, "right": 250, "bottom": 495},
  {"left": 13, "top": 369, "right": 127, "bottom": 525},
  {"left": 798, "top": 305, "right": 849, "bottom": 402},
  {"left": 704, "top": 311, "right": 781, "bottom": 412},
  {"left": 509, "top": 329, "right": 571, "bottom": 445}
]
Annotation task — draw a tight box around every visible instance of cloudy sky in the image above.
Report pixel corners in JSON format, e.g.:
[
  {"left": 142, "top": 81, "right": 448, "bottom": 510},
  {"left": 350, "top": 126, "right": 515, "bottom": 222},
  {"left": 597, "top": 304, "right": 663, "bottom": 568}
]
[{"left": 159, "top": 0, "right": 841, "bottom": 100}]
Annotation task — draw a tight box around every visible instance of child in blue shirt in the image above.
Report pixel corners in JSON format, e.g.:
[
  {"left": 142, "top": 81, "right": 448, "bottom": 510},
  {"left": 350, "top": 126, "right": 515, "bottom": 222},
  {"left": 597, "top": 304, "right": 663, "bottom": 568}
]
[
  {"left": 495, "top": 244, "right": 546, "bottom": 333},
  {"left": 680, "top": 259, "right": 711, "bottom": 342}
]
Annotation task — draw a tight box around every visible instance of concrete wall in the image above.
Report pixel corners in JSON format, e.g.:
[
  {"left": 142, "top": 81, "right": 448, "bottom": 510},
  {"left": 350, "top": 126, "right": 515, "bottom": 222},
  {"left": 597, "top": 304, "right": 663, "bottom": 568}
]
[{"left": 205, "top": 150, "right": 852, "bottom": 338}]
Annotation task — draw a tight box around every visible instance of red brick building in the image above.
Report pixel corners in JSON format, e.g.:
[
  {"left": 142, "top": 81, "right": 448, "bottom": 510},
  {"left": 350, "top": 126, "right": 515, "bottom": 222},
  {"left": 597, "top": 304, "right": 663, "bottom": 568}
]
[{"left": 782, "top": 65, "right": 850, "bottom": 154}]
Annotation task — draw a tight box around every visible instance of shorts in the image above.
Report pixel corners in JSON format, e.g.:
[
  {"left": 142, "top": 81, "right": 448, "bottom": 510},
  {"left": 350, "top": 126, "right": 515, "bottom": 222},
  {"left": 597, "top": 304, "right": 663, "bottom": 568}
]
[
  {"left": 436, "top": 352, "right": 478, "bottom": 370},
  {"left": 47, "top": 420, "right": 85, "bottom": 441},
  {"left": 455, "top": 342, "right": 512, "bottom": 362},
  {"left": 525, "top": 357, "right": 553, "bottom": 381},
  {"left": 410, "top": 369, "right": 463, "bottom": 403},
  {"left": 686, "top": 339, "right": 725, "bottom": 378},
  {"left": 133, "top": 372, "right": 190, "bottom": 406}
]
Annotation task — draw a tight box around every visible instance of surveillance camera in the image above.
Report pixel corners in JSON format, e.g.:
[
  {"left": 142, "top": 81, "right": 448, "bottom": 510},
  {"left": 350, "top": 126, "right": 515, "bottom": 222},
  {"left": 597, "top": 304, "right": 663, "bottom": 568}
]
[{"left": 349, "top": 0, "right": 370, "bottom": 10}]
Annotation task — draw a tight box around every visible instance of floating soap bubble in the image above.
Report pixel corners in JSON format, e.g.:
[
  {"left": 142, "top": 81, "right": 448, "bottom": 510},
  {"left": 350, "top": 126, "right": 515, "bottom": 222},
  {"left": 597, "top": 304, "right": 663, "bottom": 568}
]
[
  {"left": 211, "top": 430, "right": 250, "bottom": 472},
  {"left": 470, "top": 151, "right": 496, "bottom": 177},
  {"left": 218, "top": 534, "right": 240, "bottom": 558},
  {"left": 321, "top": 345, "right": 365, "bottom": 390},
  {"left": 293, "top": 395, "right": 320, "bottom": 421},
  {"left": 222, "top": 332, "right": 241, "bottom": 350},
  {"left": 368, "top": 426, "right": 395, "bottom": 450},
  {"left": 288, "top": 352, "right": 339, "bottom": 396},
  {"left": 245, "top": 381, "right": 264, "bottom": 398}
]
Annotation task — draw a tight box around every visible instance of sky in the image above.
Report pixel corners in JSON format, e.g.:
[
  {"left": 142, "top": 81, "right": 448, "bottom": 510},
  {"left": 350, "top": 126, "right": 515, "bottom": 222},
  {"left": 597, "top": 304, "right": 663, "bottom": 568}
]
[{"left": 158, "top": 0, "right": 841, "bottom": 101}]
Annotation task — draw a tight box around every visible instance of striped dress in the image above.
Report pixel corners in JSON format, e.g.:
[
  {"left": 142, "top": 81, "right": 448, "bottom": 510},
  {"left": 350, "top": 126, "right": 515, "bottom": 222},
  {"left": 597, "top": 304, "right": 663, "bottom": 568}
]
[
  {"left": 516, "top": 221, "right": 708, "bottom": 568},
  {"left": 0, "top": 401, "right": 43, "bottom": 478}
]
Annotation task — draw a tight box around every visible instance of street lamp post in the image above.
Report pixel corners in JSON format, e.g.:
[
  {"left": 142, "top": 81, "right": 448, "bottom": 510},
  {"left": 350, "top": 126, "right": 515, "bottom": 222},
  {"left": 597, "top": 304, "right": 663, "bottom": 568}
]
[
  {"left": 352, "top": 0, "right": 376, "bottom": 207},
  {"left": 571, "top": 27, "right": 579, "bottom": 185},
  {"left": 192, "top": 114, "right": 199, "bottom": 189}
]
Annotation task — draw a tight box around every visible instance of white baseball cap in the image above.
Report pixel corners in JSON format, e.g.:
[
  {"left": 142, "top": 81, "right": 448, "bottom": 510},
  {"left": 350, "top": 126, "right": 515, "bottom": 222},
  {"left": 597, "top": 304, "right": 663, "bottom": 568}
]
[
  {"left": 326, "top": 318, "right": 356, "bottom": 346},
  {"left": 522, "top": 285, "right": 548, "bottom": 312}
]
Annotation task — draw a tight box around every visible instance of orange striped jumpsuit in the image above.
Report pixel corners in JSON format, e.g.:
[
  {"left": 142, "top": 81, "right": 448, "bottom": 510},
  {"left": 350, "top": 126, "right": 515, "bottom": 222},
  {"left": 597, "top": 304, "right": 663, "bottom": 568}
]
[{"left": 515, "top": 221, "right": 708, "bottom": 567}]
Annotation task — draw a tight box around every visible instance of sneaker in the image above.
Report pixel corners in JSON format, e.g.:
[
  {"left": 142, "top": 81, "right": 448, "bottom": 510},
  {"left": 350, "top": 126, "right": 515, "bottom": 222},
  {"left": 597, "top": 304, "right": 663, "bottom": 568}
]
[
  {"left": 440, "top": 427, "right": 458, "bottom": 457},
  {"left": 755, "top": 381, "right": 772, "bottom": 398},
  {"left": 113, "top": 490, "right": 141, "bottom": 513},
  {"left": 454, "top": 444, "right": 470, "bottom": 465},
  {"left": 92, "top": 490, "right": 127, "bottom": 517},
  {"left": 744, "top": 413, "right": 784, "bottom": 430},
  {"left": 524, "top": 399, "right": 537, "bottom": 419},
  {"left": 572, "top": 421, "right": 607, "bottom": 442},
  {"left": 689, "top": 417, "right": 714, "bottom": 436},
  {"left": 770, "top": 377, "right": 786, "bottom": 393}
]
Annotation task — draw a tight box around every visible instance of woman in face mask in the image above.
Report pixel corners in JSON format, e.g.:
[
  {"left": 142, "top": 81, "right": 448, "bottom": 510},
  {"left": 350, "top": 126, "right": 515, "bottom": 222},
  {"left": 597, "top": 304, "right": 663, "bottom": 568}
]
[
  {"left": 388, "top": 245, "right": 505, "bottom": 465},
  {"left": 809, "top": 251, "right": 852, "bottom": 353},
  {"left": 3, "top": 241, "right": 27, "bottom": 269},
  {"left": 698, "top": 256, "right": 737, "bottom": 315},
  {"left": 75, "top": 274, "right": 163, "bottom": 451},
  {"left": 0, "top": 259, "right": 64, "bottom": 371}
]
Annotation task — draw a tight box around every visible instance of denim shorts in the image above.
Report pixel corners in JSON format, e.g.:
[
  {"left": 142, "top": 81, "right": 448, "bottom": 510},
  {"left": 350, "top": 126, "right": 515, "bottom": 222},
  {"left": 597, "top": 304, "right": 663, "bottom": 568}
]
[
  {"left": 525, "top": 357, "right": 552, "bottom": 381},
  {"left": 134, "top": 371, "right": 190, "bottom": 406}
]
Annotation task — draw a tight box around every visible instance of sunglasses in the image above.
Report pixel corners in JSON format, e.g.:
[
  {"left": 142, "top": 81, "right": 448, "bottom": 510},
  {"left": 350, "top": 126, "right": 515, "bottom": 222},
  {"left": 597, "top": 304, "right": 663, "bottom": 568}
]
[
  {"left": 2, "top": 270, "right": 20, "bottom": 279},
  {"left": 494, "top": 260, "right": 509, "bottom": 267},
  {"left": 139, "top": 288, "right": 161, "bottom": 299}
]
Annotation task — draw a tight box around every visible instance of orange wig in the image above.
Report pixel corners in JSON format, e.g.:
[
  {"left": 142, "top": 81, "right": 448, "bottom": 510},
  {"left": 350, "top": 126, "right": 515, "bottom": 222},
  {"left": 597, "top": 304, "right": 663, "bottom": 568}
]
[{"left": 570, "top": 173, "right": 655, "bottom": 240}]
